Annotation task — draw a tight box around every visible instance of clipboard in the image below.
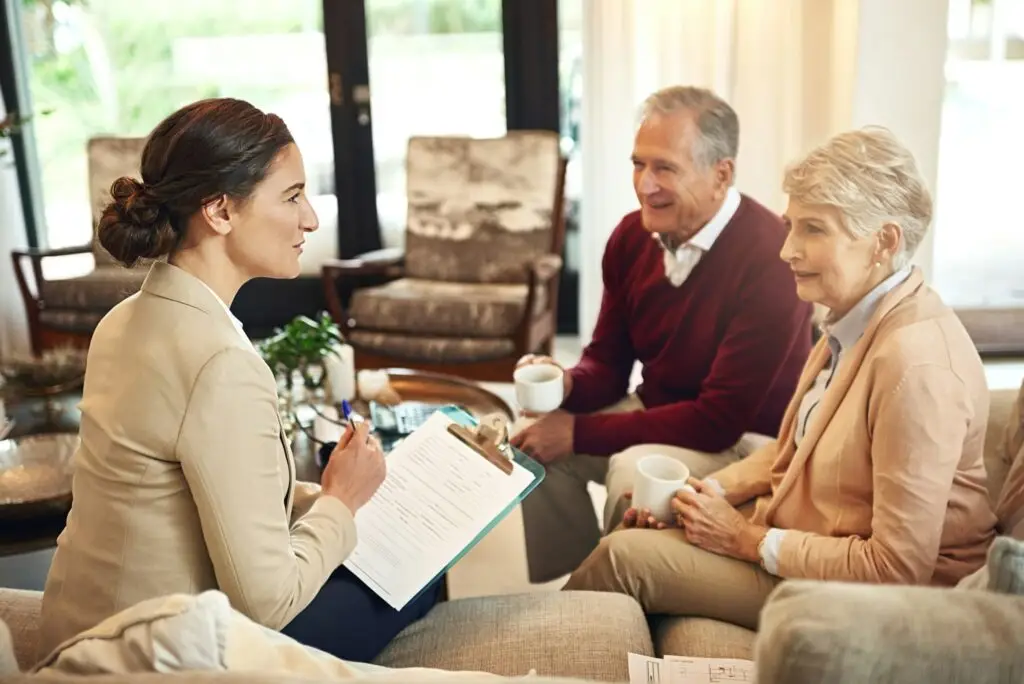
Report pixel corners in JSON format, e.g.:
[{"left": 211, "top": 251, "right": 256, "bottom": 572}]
[
  {"left": 345, "top": 404, "right": 545, "bottom": 610},
  {"left": 407, "top": 404, "right": 545, "bottom": 605}
]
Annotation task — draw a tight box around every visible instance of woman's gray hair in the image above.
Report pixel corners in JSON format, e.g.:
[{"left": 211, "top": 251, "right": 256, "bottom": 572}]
[
  {"left": 639, "top": 86, "right": 739, "bottom": 170},
  {"left": 783, "top": 127, "right": 933, "bottom": 268}
]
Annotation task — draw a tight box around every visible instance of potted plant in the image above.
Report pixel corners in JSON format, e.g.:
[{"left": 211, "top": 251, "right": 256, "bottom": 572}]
[{"left": 256, "top": 312, "right": 347, "bottom": 416}]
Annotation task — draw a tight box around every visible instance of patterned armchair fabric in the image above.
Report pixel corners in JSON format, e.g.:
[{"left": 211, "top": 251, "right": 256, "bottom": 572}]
[
  {"left": 345, "top": 132, "right": 563, "bottom": 366},
  {"left": 86, "top": 136, "right": 148, "bottom": 265},
  {"left": 402, "top": 132, "right": 561, "bottom": 284},
  {"left": 35, "top": 137, "right": 148, "bottom": 335},
  {"left": 349, "top": 279, "right": 548, "bottom": 339}
]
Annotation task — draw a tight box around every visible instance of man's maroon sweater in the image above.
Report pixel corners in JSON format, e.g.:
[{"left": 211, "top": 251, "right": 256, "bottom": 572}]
[{"left": 565, "top": 196, "right": 812, "bottom": 457}]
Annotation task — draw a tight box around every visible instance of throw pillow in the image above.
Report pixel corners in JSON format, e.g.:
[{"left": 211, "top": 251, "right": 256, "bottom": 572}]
[
  {"left": 986, "top": 536, "right": 1024, "bottom": 595},
  {"left": 32, "top": 590, "right": 497, "bottom": 682}
]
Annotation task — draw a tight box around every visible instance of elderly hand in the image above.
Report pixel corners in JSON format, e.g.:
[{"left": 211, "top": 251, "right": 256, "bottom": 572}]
[
  {"left": 515, "top": 354, "right": 574, "bottom": 413},
  {"left": 621, "top": 492, "right": 673, "bottom": 530},
  {"left": 672, "top": 478, "right": 767, "bottom": 562},
  {"left": 510, "top": 409, "right": 574, "bottom": 465}
]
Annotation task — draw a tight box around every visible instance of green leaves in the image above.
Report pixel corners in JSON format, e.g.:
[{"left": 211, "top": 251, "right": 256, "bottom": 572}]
[{"left": 256, "top": 312, "right": 345, "bottom": 389}]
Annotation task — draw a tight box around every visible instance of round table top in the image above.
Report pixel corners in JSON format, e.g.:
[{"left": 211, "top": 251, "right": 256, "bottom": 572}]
[{"left": 0, "top": 368, "right": 512, "bottom": 557}]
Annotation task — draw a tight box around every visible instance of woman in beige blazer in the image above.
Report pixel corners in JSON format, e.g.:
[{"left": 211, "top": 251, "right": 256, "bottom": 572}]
[
  {"left": 39, "top": 98, "right": 441, "bottom": 661},
  {"left": 564, "top": 127, "right": 998, "bottom": 629}
]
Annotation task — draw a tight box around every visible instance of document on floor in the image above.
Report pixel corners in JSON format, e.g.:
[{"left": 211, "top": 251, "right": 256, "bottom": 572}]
[
  {"left": 343, "top": 408, "right": 543, "bottom": 610},
  {"left": 628, "top": 653, "right": 755, "bottom": 684}
]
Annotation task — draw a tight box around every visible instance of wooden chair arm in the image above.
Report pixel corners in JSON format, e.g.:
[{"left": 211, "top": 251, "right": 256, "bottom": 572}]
[
  {"left": 527, "top": 254, "right": 564, "bottom": 288},
  {"left": 516, "top": 255, "right": 564, "bottom": 354},
  {"left": 11, "top": 244, "right": 92, "bottom": 259},
  {"left": 321, "top": 247, "right": 406, "bottom": 280},
  {"left": 11, "top": 244, "right": 94, "bottom": 303}
]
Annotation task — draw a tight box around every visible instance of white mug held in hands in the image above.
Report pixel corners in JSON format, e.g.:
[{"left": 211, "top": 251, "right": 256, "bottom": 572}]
[
  {"left": 631, "top": 454, "right": 696, "bottom": 523},
  {"left": 513, "top": 363, "right": 565, "bottom": 414}
]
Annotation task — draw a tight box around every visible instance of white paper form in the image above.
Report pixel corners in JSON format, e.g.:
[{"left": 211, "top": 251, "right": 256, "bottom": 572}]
[
  {"left": 344, "top": 411, "right": 534, "bottom": 609},
  {"left": 628, "top": 654, "right": 755, "bottom": 684},
  {"left": 628, "top": 653, "right": 667, "bottom": 684}
]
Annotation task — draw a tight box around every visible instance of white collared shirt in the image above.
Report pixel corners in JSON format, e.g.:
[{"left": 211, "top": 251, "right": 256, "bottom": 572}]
[
  {"left": 656, "top": 187, "right": 741, "bottom": 287},
  {"left": 195, "top": 278, "right": 251, "bottom": 349}
]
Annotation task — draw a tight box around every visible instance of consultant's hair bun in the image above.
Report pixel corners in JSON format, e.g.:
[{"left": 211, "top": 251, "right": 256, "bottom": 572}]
[{"left": 97, "top": 176, "right": 176, "bottom": 268}]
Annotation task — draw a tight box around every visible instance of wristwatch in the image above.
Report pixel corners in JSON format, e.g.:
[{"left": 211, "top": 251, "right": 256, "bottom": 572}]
[{"left": 756, "top": 531, "right": 769, "bottom": 570}]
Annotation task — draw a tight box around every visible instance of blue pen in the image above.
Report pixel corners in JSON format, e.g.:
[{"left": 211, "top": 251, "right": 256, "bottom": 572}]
[{"left": 341, "top": 399, "right": 364, "bottom": 426}]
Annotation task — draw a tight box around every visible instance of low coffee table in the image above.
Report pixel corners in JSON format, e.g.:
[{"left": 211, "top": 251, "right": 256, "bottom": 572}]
[
  {"left": 290, "top": 368, "right": 515, "bottom": 481},
  {"left": 0, "top": 432, "right": 78, "bottom": 557}
]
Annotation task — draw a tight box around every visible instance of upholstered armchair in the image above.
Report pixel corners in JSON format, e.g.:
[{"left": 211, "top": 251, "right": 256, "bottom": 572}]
[
  {"left": 322, "top": 132, "right": 566, "bottom": 382},
  {"left": 12, "top": 137, "right": 148, "bottom": 354}
]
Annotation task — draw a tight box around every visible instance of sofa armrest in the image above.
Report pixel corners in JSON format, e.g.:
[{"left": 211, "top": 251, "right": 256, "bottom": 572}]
[
  {"left": 0, "top": 588, "right": 41, "bottom": 671},
  {"left": 755, "top": 580, "right": 1024, "bottom": 684}
]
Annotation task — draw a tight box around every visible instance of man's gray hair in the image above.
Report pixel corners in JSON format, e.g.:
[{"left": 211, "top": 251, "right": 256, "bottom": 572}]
[{"left": 639, "top": 86, "right": 739, "bottom": 169}]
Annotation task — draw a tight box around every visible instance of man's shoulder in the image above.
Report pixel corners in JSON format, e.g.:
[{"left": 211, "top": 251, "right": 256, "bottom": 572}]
[
  {"left": 608, "top": 209, "right": 646, "bottom": 242},
  {"left": 715, "top": 194, "right": 788, "bottom": 263},
  {"left": 602, "top": 210, "right": 655, "bottom": 262},
  {"left": 733, "top": 194, "right": 785, "bottom": 236}
]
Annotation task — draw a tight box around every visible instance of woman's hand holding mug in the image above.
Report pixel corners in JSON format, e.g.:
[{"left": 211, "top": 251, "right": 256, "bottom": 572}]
[{"left": 320, "top": 420, "right": 386, "bottom": 513}]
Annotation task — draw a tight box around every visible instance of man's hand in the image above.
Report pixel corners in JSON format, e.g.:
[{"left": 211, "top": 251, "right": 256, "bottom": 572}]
[
  {"left": 515, "top": 354, "right": 574, "bottom": 405},
  {"left": 671, "top": 478, "right": 767, "bottom": 562},
  {"left": 510, "top": 409, "right": 574, "bottom": 465}
]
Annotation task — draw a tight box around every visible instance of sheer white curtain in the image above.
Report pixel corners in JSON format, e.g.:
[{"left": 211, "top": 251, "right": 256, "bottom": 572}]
[
  {"left": 0, "top": 96, "right": 32, "bottom": 360},
  {"left": 578, "top": 0, "right": 949, "bottom": 342}
]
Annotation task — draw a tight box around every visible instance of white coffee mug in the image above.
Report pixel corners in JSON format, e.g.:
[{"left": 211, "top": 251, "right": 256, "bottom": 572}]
[
  {"left": 631, "top": 454, "right": 695, "bottom": 523},
  {"left": 513, "top": 363, "right": 564, "bottom": 414}
]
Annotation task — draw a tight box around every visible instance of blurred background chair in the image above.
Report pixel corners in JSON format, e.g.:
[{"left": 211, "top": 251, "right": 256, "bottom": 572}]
[
  {"left": 322, "top": 131, "right": 566, "bottom": 382},
  {"left": 12, "top": 137, "right": 148, "bottom": 354}
]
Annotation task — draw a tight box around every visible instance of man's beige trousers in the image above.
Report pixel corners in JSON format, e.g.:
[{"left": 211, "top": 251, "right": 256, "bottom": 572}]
[{"left": 519, "top": 394, "right": 771, "bottom": 583}]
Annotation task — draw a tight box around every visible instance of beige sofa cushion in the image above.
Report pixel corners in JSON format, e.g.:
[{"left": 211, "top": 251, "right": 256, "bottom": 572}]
[
  {"left": 375, "top": 591, "right": 653, "bottom": 682},
  {"left": 756, "top": 580, "right": 1024, "bottom": 684},
  {"left": 651, "top": 617, "right": 755, "bottom": 659},
  {"left": 4, "top": 674, "right": 595, "bottom": 684},
  {"left": 983, "top": 386, "right": 1021, "bottom": 504},
  {"left": 0, "top": 588, "right": 41, "bottom": 671},
  {"left": 0, "top": 619, "right": 18, "bottom": 677}
]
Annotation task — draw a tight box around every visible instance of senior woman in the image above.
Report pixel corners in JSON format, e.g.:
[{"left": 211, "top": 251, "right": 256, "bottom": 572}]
[{"left": 562, "top": 127, "right": 998, "bottom": 630}]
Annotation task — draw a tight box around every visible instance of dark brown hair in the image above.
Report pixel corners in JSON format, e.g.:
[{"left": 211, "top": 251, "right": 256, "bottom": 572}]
[{"left": 98, "top": 98, "right": 294, "bottom": 268}]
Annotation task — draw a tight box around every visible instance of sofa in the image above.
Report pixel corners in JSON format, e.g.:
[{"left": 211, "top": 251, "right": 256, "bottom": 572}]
[{"left": 1, "top": 385, "right": 1019, "bottom": 682}]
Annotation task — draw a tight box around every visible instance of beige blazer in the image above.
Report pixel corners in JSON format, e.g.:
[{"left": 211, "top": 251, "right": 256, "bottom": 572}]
[
  {"left": 713, "top": 268, "right": 996, "bottom": 586},
  {"left": 39, "top": 262, "right": 355, "bottom": 656}
]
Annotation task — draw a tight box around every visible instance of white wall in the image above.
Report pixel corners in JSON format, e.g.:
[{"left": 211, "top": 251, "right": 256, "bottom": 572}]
[{"left": 847, "top": 0, "right": 951, "bottom": 279}]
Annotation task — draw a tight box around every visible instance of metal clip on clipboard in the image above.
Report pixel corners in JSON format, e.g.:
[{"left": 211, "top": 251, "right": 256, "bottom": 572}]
[{"left": 445, "top": 414, "right": 514, "bottom": 475}]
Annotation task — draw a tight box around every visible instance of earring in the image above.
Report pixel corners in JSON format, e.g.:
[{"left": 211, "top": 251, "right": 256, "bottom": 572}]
[{"left": 874, "top": 261, "right": 881, "bottom": 268}]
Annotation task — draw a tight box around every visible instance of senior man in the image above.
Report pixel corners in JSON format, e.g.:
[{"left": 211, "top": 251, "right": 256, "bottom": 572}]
[{"left": 512, "top": 85, "right": 813, "bottom": 583}]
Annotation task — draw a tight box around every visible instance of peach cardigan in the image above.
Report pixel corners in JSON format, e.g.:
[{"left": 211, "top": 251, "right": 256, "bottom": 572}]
[{"left": 713, "top": 268, "right": 996, "bottom": 585}]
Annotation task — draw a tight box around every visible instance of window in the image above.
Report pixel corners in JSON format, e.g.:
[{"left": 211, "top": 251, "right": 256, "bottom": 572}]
[
  {"left": 933, "top": 0, "right": 1024, "bottom": 351},
  {"left": 21, "top": 0, "right": 334, "bottom": 256}
]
